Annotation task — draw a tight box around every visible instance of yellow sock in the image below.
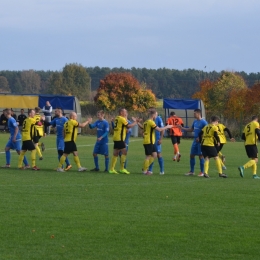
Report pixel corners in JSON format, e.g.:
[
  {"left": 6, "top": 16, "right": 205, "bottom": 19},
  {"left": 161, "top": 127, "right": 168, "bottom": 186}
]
[
  {"left": 31, "top": 150, "right": 36, "bottom": 167},
  {"left": 58, "top": 155, "right": 66, "bottom": 168},
  {"left": 35, "top": 145, "right": 42, "bottom": 158},
  {"left": 110, "top": 156, "right": 118, "bottom": 170},
  {"left": 143, "top": 159, "right": 150, "bottom": 171},
  {"left": 215, "top": 157, "right": 222, "bottom": 174},
  {"left": 149, "top": 157, "right": 154, "bottom": 166},
  {"left": 74, "top": 156, "right": 81, "bottom": 168},
  {"left": 244, "top": 160, "right": 255, "bottom": 169},
  {"left": 218, "top": 151, "right": 223, "bottom": 157},
  {"left": 252, "top": 161, "right": 257, "bottom": 175},
  {"left": 120, "top": 155, "right": 126, "bottom": 170},
  {"left": 219, "top": 157, "right": 224, "bottom": 167},
  {"left": 204, "top": 159, "right": 209, "bottom": 174},
  {"left": 18, "top": 151, "right": 26, "bottom": 168},
  {"left": 38, "top": 142, "right": 41, "bottom": 146}
]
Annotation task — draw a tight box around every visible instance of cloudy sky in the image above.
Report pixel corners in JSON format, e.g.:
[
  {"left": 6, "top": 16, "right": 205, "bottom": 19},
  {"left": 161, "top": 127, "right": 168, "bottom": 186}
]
[{"left": 1, "top": 0, "right": 259, "bottom": 73}]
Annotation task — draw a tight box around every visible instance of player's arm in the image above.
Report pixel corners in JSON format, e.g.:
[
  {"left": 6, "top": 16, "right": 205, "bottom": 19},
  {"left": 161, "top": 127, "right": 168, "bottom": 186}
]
[
  {"left": 241, "top": 133, "right": 246, "bottom": 141},
  {"left": 155, "top": 124, "right": 172, "bottom": 132},
  {"left": 12, "top": 124, "right": 19, "bottom": 142},
  {"left": 214, "top": 131, "right": 220, "bottom": 145},
  {"left": 127, "top": 117, "right": 139, "bottom": 128},
  {"left": 224, "top": 127, "right": 235, "bottom": 141},
  {"left": 198, "top": 130, "right": 203, "bottom": 143},
  {"left": 78, "top": 117, "right": 92, "bottom": 128},
  {"left": 97, "top": 123, "right": 109, "bottom": 141},
  {"left": 180, "top": 126, "right": 193, "bottom": 132},
  {"left": 255, "top": 129, "right": 260, "bottom": 140},
  {"left": 137, "top": 118, "right": 143, "bottom": 129},
  {"left": 89, "top": 121, "right": 97, "bottom": 129}
]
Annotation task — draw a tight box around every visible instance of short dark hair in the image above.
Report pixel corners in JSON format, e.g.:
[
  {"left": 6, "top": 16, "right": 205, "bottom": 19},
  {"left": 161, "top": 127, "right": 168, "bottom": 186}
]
[
  {"left": 118, "top": 108, "right": 125, "bottom": 114},
  {"left": 211, "top": 115, "right": 219, "bottom": 122},
  {"left": 170, "top": 111, "right": 175, "bottom": 116},
  {"left": 252, "top": 115, "right": 258, "bottom": 121}
]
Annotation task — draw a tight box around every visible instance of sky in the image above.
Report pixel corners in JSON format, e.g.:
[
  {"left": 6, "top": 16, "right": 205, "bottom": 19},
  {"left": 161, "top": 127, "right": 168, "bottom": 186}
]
[{"left": 1, "top": 0, "right": 260, "bottom": 73}]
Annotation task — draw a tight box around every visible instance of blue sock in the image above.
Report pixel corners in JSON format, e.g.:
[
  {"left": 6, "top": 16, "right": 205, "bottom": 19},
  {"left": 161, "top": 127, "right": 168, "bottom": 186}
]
[
  {"left": 65, "top": 157, "right": 70, "bottom": 167},
  {"left": 105, "top": 157, "right": 109, "bottom": 171},
  {"left": 148, "top": 162, "right": 154, "bottom": 172},
  {"left": 124, "top": 159, "right": 128, "bottom": 168},
  {"left": 6, "top": 150, "right": 11, "bottom": 164},
  {"left": 94, "top": 156, "right": 99, "bottom": 169},
  {"left": 200, "top": 158, "right": 205, "bottom": 173},
  {"left": 58, "top": 154, "right": 61, "bottom": 161},
  {"left": 23, "top": 156, "right": 29, "bottom": 166},
  {"left": 158, "top": 157, "right": 164, "bottom": 172},
  {"left": 190, "top": 157, "right": 195, "bottom": 172}
]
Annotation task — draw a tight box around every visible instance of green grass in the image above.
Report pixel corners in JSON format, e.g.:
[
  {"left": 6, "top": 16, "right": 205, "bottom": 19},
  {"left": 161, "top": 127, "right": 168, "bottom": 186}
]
[{"left": 0, "top": 134, "right": 259, "bottom": 259}]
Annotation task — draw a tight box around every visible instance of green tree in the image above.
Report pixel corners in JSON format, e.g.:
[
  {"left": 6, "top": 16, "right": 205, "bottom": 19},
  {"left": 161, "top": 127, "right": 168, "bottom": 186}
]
[{"left": 0, "top": 76, "right": 10, "bottom": 92}]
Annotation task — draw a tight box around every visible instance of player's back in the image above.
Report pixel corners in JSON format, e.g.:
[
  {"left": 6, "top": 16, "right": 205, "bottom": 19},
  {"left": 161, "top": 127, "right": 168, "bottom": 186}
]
[
  {"left": 244, "top": 121, "right": 259, "bottom": 145},
  {"left": 217, "top": 123, "right": 227, "bottom": 143},
  {"left": 113, "top": 116, "right": 128, "bottom": 141},
  {"left": 155, "top": 116, "right": 164, "bottom": 140},
  {"left": 22, "top": 117, "right": 36, "bottom": 141},
  {"left": 167, "top": 116, "right": 183, "bottom": 136},
  {"left": 201, "top": 124, "right": 218, "bottom": 146},
  {"left": 64, "top": 119, "right": 79, "bottom": 142},
  {"left": 54, "top": 117, "right": 68, "bottom": 138},
  {"left": 143, "top": 119, "right": 157, "bottom": 144},
  {"left": 34, "top": 114, "right": 44, "bottom": 136},
  {"left": 192, "top": 119, "right": 208, "bottom": 138}
]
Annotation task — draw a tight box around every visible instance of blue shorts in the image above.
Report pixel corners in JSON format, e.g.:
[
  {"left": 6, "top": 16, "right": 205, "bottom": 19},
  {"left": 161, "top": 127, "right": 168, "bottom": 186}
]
[
  {"left": 190, "top": 140, "right": 202, "bottom": 156},
  {"left": 6, "top": 139, "right": 22, "bottom": 151},
  {"left": 93, "top": 142, "right": 109, "bottom": 156},
  {"left": 155, "top": 143, "right": 162, "bottom": 153},
  {"left": 57, "top": 138, "right": 65, "bottom": 151}
]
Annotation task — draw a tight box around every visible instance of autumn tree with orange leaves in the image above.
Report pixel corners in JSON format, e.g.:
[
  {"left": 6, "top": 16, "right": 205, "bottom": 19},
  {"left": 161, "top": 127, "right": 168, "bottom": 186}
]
[{"left": 94, "top": 73, "right": 156, "bottom": 112}]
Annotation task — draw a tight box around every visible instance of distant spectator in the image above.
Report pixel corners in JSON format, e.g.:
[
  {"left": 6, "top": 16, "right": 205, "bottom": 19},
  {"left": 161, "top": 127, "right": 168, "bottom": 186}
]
[
  {"left": 17, "top": 109, "right": 27, "bottom": 126},
  {"left": 11, "top": 108, "right": 17, "bottom": 121},
  {"left": 0, "top": 109, "right": 8, "bottom": 132},
  {"left": 42, "top": 101, "right": 52, "bottom": 135}
]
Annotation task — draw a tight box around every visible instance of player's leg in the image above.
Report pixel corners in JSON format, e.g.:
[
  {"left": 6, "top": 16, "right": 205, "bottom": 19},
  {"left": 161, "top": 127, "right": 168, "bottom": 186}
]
[
  {"left": 198, "top": 143, "right": 205, "bottom": 176},
  {"left": 124, "top": 143, "right": 129, "bottom": 168},
  {"left": 119, "top": 147, "right": 130, "bottom": 174},
  {"left": 72, "top": 150, "right": 86, "bottom": 171},
  {"left": 109, "top": 142, "right": 120, "bottom": 173},
  {"left": 18, "top": 149, "right": 27, "bottom": 169},
  {"left": 217, "top": 144, "right": 226, "bottom": 169},
  {"left": 90, "top": 142, "right": 100, "bottom": 171},
  {"left": 3, "top": 140, "right": 12, "bottom": 167},
  {"left": 15, "top": 140, "right": 30, "bottom": 168},
  {"left": 33, "top": 136, "right": 43, "bottom": 160},
  {"left": 104, "top": 143, "right": 109, "bottom": 172},
  {"left": 185, "top": 141, "right": 196, "bottom": 176}
]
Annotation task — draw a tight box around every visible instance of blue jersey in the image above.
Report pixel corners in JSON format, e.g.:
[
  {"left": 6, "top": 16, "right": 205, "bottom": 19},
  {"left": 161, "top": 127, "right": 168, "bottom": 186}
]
[
  {"left": 8, "top": 117, "right": 21, "bottom": 140},
  {"left": 89, "top": 119, "right": 109, "bottom": 144},
  {"left": 50, "top": 117, "right": 68, "bottom": 139},
  {"left": 155, "top": 116, "right": 164, "bottom": 141},
  {"left": 192, "top": 119, "right": 208, "bottom": 139},
  {"left": 125, "top": 120, "right": 132, "bottom": 144}
]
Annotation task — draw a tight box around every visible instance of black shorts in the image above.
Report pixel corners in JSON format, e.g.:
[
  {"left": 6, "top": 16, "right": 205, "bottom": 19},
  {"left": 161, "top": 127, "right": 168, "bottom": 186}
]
[
  {"left": 245, "top": 145, "right": 258, "bottom": 159},
  {"left": 170, "top": 136, "right": 181, "bottom": 145},
  {"left": 64, "top": 141, "right": 77, "bottom": 154},
  {"left": 215, "top": 143, "right": 224, "bottom": 153},
  {"left": 143, "top": 144, "right": 157, "bottom": 156},
  {"left": 114, "top": 141, "right": 126, "bottom": 150},
  {"left": 201, "top": 145, "right": 218, "bottom": 158},
  {"left": 22, "top": 140, "right": 35, "bottom": 151},
  {"left": 33, "top": 135, "right": 42, "bottom": 143}
]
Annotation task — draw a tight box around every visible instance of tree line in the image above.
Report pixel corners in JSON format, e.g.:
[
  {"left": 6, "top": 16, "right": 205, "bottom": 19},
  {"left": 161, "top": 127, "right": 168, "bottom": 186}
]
[{"left": 0, "top": 64, "right": 259, "bottom": 100}]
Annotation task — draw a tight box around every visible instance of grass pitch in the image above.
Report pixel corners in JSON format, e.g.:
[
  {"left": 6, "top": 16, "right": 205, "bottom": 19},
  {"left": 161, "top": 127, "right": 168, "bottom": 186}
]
[{"left": 0, "top": 134, "right": 259, "bottom": 259}]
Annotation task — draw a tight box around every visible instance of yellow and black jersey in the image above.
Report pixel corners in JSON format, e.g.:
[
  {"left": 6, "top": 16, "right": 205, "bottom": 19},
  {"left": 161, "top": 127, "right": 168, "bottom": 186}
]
[
  {"left": 201, "top": 124, "right": 219, "bottom": 147},
  {"left": 22, "top": 117, "right": 36, "bottom": 141},
  {"left": 64, "top": 119, "right": 79, "bottom": 142},
  {"left": 113, "top": 116, "right": 128, "bottom": 142},
  {"left": 243, "top": 121, "right": 260, "bottom": 145},
  {"left": 34, "top": 113, "right": 44, "bottom": 137},
  {"left": 143, "top": 119, "right": 157, "bottom": 144}
]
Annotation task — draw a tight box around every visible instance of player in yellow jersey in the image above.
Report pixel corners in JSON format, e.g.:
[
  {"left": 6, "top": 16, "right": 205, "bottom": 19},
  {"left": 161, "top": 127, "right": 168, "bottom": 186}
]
[
  {"left": 109, "top": 108, "right": 139, "bottom": 174},
  {"left": 238, "top": 116, "right": 260, "bottom": 179},
  {"left": 216, "top": 122, "right": 235, "bottom": 170},
  {"left": 56, "top": 112, "right": 91, "bottom": 172},
  {"left": 142, "top": 109, "right": 172, "bottom": 175},
  {"left": 18, "top": 109, "right": 44, "bottom": 170},
  {"left": 33, "top": 107, "right": 45, "bottom": 160},
  {"left": 199, "top": 116, "right": 227, "bottom": 178}
]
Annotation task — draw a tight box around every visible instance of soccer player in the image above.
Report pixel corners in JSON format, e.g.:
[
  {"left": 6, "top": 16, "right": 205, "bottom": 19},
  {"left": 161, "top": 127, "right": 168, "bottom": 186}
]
[
  {"left": 89, "top": 110, "right": 110, "bottom": 172},
  {"left": 238, "top": 116, "right": 260, "bottom": 179},
  {"left": 147, "top": 112, "right": 165, "bottom": 175},
  {"left": 167, "top": 111, "right": 184, "bottom": 162},
  {"left": 33, "top": 107, "right": 45, "bottom": 160},
  {"left": 2, "top": 109, "right": 30, "bottom": 168},
  {"left": 109, "top": 108, "right": 138, "bottom": 174},
  {"left": 216, "top": 122, "right": 235, "bottom": 169},
  {"left": 18, "top": 109, "right": 43, "bottom": 170},
  {"left": 17, "top": 109, "right": 27, "bottom": 128},
  {"left": 199, "top": 116, "right": 227, "bottom": 178},
  {"left": 56, "top": 112, "right": 91, "bottom": 172},
  {"left": 142, "top": 109, "right": 172, "bottom": 175},
  {"left": 45, "top": 108, "right": 72, "bottom": 170},
  {"left": 181, "top": 109, "right": 208, "bottom": 176}
]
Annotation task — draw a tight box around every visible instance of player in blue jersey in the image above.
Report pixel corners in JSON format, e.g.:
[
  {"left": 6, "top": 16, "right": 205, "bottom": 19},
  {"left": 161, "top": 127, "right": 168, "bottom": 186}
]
[
  {"left": 2, "top": 109, "right": 30, "bottom": 168},
  {"left": 89, "top": 110, "right": 110, "bottom": 172},
  {"left": 44, "top": 108, "right": 72, "bottom": 170},
  {"left": 181, "top": 109, "right": 208, "bottom": 176},
  {"left": 148, "top": 112, "right": 165, "bottom": 175}
]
